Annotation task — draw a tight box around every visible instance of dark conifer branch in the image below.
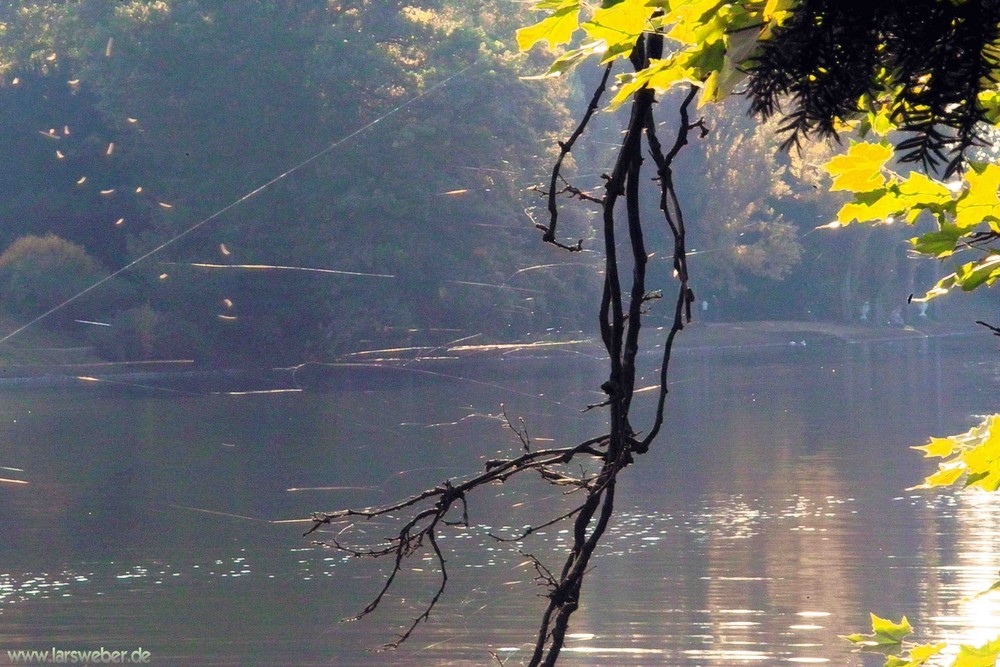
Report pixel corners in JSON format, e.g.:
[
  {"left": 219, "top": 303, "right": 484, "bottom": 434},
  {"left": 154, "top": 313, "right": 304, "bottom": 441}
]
[{"left": 745, "top": 0, "right": 1000, "bottom": 176}]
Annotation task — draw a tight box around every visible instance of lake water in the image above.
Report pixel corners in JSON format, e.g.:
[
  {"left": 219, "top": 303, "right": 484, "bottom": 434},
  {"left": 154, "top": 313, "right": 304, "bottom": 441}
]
[{"left": 2, "top": 332, "right": 1000, "bottom": 665}]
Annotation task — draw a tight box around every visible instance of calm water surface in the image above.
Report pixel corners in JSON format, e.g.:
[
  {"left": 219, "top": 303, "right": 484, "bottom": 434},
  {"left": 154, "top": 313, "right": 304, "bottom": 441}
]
[{"left": 2, "top": 334, "right": 1000, "bottom": 665}]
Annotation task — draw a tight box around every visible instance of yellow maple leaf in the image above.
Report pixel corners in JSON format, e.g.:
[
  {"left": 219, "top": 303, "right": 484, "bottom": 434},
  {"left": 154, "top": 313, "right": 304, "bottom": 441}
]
[
  {"left": 583, "top": 1, "right": 655, "bottom": 60},
  {"left": 608, "top": 57, "right": 698, "bottom": 108},
  {"left": 954, "top": 163, "right": 1000, "bottom": 229},
  {"left": 913, "top": 437, "right": 958, "bottom": 459},
  {"left": 835, "top": 189, "right": 906, "bottom": 225},
  {"left": 516, "top": 0, "right": 580, "bottom": 51},
  {"left": 918, "top": 464, "right": 966, "bottom": 489},
  {"left": 959, "top": 426, "right": 1000, "bottom": 491},
  {"left": 824, "top": 142, "right": 893, "bottom": 193},
  {"left": 762, "top": 0, "right": 795, "bottom": 25},
  {"left": 896, "top": 171, "right": 953, "bottom": 207}
]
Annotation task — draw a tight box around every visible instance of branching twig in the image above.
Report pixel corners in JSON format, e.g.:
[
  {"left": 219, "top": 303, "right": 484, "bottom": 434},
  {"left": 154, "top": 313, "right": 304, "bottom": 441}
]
[
  {"left": 502, "top": 403, "right": 531, "bottom": 452},
  {"left": 488, "top": 505, "right": 587, "bottom": 542},
  {"left": 308, "top": 22, "right": 704, "bottom": 664},
  {"left": 537, "top": 63, "right": 614, "bottom": 251}
]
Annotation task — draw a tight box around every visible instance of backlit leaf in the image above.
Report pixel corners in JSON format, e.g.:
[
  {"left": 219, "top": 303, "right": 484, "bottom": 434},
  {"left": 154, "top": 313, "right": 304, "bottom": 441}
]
[
  {"left": 918, "top": 464, "right": 965, "bottom": 489},
  {"left": 524, "top": 41, "right": 607, "bottom": 79},
  {"left": 840, "top": 613, "right": 912, "bottom": 646},
  {"left": 870, "top": 614, "right": 913, "bottom": 644},
  {"left": 957, "top": 418, "right": 1000, "bottom": 490},
  {"left": 910, "top": 225, "right": 963, "bottom": 258},
  {"left": 953, "top": 254, "right": 1000, "bottom": 292},
  {"left": 954, "top": 162, "right": 1000, "bottom": 229},
  {"left": 910, "top": 415, "right": 1000, "bottom": 490},
  {"left": 824, "top": 142, "right": 893, "bottom": 193},
  {"left": 896, "top": 171, "right": 953, "bottom": 208},
  {"left": 835, "top": 188, "right": 906, "bottom": 225},
  {"left": 951, "top": 635, "right": 1000, "bottom": 667},
  {"left": 913, "top": 436, "right": 958, "bottom": 459},
  {"left": 967, "top": 577, "right": 1000, "bottom": 602},
  {"left": 662, "top": 0, "right": 728, "bottom": 45},
  {"left": 762, "top": 0, "right": 796, "bottom": 25},
  {"left": 583, "top": 1, "right": 655, "bottom": 61},
  {"left": 884, "top": 643, "right": 946, "bottom": 667},
  {"left": 516, "top": 0, "right": 580, "bottom": 51},
  {"left": 609, "top": 56, "right": 699, "bottom": 108}
]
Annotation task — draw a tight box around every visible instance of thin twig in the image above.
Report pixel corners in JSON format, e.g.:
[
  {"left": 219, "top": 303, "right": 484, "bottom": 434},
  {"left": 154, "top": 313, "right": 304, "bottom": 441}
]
[{"left": 539, "top": 63, "right": 613, "bottom": 251}]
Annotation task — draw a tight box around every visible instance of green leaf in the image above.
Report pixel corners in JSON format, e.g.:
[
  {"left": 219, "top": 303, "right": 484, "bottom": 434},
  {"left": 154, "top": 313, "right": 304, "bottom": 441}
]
[
  {"left": 954, "top": 254, "right": 1000, "bottom": 292},
  {"left": 700, "top": 22, "right": 759, "bottom": 105},
  {"left": 516, "top": 0, "right": 581, "bottom": 51},
  {"left": 952, "top": 635, "right": 1000, "bottom": 667},
  {"left": 910, "top": 224, "right": 963, "bottom": 258},
  {"left": 840, "top": 613, "right": 913, "bottom": 647},
  {"left": 824, "top": 142, "right": 894, "bottom": 193},
  {"left": 871, "top": 614, "right": 913, "bottom": 644},
  {"left": 523, "top": 40, "right": 607, "bottom": 79},
  {"left": 884, "top": 643, "right": 946, "bottom": 667}
]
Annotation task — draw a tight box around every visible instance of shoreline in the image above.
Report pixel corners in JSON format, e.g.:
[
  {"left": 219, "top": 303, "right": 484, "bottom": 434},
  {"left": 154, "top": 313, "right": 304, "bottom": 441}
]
[{"left": 0, "top": 319, "right": 986, "bottom": 391}]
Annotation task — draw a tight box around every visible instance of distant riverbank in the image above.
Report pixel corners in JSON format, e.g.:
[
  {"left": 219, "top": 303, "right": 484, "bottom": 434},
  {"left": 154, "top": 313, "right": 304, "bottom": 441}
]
[
  {"left": 675, "top": 319, "right": 983, "bottom": 349},
  {"left": 0, "top": 319, "right": 986, "bottom": 390}
]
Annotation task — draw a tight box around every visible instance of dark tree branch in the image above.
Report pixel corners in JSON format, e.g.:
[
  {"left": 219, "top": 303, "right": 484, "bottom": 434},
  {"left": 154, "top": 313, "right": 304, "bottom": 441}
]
[
  {"left": 307, "top": 23, "right": 704, "bottom": 663},
  {"left": 538, "top": 63, "right": 614, "bottom": 251},
  {"left": 638, "top": 84, "right": 700, "bottom": 453},
  {"left": 977, "top": 320, "right": 1000, "bottom": 337}
]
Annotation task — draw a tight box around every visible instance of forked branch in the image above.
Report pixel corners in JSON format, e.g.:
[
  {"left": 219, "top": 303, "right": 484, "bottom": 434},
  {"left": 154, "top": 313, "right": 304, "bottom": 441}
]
[{"left": 307, "top": 44, "right": 703, "bottom": 664}]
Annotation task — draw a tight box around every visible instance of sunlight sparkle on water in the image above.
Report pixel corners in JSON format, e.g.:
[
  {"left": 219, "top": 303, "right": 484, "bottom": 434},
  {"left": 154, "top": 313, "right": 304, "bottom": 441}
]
[
  {"left": 562, "top": 647, "right": 665, "bottom": 655},
  {"left": 682, "top": 649, "right": 772, "bottom": 661}
]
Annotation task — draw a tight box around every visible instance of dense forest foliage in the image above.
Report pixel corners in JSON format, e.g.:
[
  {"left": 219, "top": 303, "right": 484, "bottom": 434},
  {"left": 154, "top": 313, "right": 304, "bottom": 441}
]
[
  {"left": 0, "top": 1, "right": 986, "bottom": 364},
  {"left": 0, "top": 0, "right": 587, "bottom": 362}
]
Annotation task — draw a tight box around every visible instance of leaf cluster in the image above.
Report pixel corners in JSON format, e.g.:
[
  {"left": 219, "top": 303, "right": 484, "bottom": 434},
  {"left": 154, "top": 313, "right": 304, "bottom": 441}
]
[
  {"left": 911, "top": 414, "right": 1000, "bottom": 491},
  {"left": 516, "top": 0, "right": 779, "bottom": 105},
  {"left": 821, "top": 140, "right": 1000, "bottom": 298},
  {"left": 842, "top": 611, "right": 1000, "bottom": 667}
]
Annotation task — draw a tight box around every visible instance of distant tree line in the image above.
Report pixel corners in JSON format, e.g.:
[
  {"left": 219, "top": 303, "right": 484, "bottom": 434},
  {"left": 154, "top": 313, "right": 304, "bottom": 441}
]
[
  {"left": 0, "top": 1, "right": 982, "bottom": 365},
  {"left": 0, "top": 0, "right": 591, "bottom": 363}
]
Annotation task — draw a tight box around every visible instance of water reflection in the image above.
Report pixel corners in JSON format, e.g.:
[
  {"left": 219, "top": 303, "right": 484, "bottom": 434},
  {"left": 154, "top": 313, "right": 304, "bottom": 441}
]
[
  {"left": 1, "top": 337, "right": 1000, "bottom": 664},
  {"left": 924, "top": 490, "right": 1000, "bottom": 662}
]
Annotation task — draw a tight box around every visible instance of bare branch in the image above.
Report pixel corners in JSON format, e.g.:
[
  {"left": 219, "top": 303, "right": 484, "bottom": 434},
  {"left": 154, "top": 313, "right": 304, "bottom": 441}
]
[
  {"left": 502, "top": 403, "right": 531, "bottom": 452},
  {"left": 538, "top": 63, "right": 613, "bottom": 251},
  {"left": 489, "top": 505, "right": 587, "bottom": 543},
  {"left": 307, "top": 25, "right": 701, "bottom": 661}
]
